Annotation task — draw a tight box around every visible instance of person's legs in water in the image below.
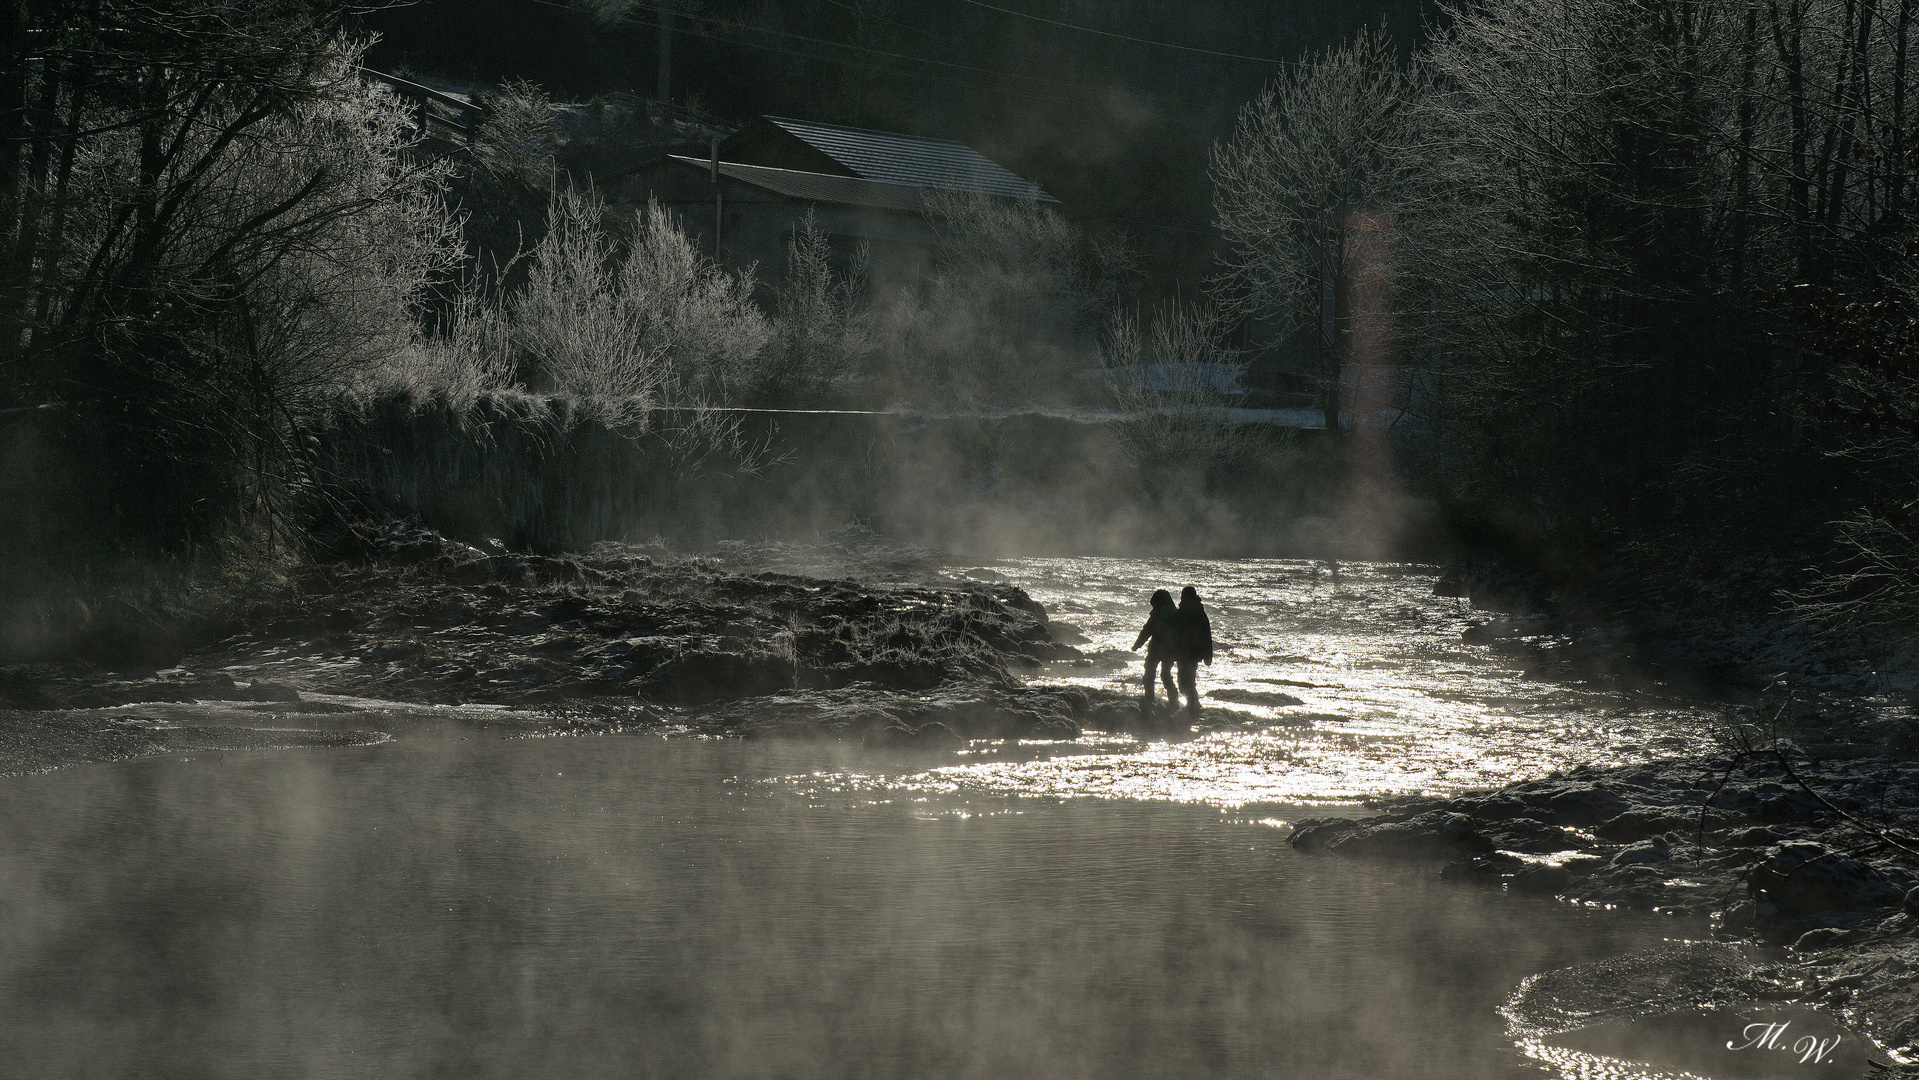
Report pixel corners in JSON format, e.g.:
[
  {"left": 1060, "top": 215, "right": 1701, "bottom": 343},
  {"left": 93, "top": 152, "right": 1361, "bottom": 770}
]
[
  {"left": 1159, "top": 658, "right": 1178, "bottom": 705},
  {"left": 1177, "top": 659, "right": 1199, "bottom": 715},
  {"left": 1142, "top": 656, "right": 1159, "bottom": 704}
]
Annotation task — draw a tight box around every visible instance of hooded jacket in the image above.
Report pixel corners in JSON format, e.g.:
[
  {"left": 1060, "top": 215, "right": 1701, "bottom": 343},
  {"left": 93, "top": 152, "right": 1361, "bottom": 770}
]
[
  {"left": 1175, "top": 589, "right": 1213, "bottom": 663},
  {"left": 1132, "top": 593, "right": 1181, "bottom": 658}
]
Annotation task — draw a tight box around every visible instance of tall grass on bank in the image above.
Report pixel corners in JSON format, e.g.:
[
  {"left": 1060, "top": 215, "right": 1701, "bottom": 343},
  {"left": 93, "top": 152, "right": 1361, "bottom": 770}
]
[{"left": 316, "top": 388, "right": 775, "bottom": 555}]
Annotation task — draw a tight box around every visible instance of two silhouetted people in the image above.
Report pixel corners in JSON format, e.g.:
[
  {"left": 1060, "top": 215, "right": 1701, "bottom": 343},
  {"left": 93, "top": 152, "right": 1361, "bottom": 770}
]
[{"left": 1131, "top": 585, "right": 1213, "bottom": 715}]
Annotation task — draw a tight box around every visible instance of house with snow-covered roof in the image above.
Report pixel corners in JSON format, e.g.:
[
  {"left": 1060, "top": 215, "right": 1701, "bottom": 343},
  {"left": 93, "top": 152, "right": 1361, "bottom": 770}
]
[{"left": 605, "top": 115, "right": 1058, "bottom": 287}]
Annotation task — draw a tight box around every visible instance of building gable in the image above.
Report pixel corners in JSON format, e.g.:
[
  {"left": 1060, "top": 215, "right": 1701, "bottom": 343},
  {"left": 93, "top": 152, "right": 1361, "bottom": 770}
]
[{"left": 719, "top": 116, "right": 1057, "bottom": 203}]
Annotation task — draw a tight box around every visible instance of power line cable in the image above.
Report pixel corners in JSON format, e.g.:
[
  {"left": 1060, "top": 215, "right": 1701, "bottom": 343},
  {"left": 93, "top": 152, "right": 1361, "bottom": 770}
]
[
  {"left": 956, "top": 1, "right": 1298, "bottom": 67},
  {"left": 819, "top": 0, "right": 937, "bottom": 38},
  {"left": 532, "top": 0, "right": 1176, "bottom": 96}
]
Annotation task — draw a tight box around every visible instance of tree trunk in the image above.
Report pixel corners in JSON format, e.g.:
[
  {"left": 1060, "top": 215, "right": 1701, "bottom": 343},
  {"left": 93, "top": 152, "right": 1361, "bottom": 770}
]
[
  {"left": 657, "top": 7, "right": 673, "bottom": 104},
  {"left": 1768, "top": 1, "right": 1814, "bottom": 277},
  {"left": 0, "top": 0, "right": 29, "bottom": 368},
  {"left": 1732, "top": 2, "right": 1758, "bottom": 293},
  {"left": 1893, "top": 0, "right": 1913, "bottom": 218}
]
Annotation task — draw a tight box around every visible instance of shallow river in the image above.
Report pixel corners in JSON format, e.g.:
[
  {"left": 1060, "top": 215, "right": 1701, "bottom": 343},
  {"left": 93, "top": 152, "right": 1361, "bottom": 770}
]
[{"left": 0, "top": 559, "right": 1786, "bottom": 1079}]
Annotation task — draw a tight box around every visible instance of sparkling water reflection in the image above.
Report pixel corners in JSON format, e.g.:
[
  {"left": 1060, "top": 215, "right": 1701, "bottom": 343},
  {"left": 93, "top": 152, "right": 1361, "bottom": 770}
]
[{"left": 839, "top": 558, "right": 1723, "bottom": 806}]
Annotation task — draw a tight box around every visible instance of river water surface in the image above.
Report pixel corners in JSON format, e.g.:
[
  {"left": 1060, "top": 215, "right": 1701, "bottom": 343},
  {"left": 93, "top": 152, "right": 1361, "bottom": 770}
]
[{"left": 0, "top": 559, "right": 1766, "bottom": 1079}]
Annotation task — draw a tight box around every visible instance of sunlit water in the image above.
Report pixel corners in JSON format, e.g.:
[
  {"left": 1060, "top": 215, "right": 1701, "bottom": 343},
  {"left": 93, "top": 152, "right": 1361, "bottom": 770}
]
[
  {"left": 0, "top": 559, "right": 1796, "bottom": 1079},
  {"left": 841, "top": 557, "right": 1723, "bottom": 808}
]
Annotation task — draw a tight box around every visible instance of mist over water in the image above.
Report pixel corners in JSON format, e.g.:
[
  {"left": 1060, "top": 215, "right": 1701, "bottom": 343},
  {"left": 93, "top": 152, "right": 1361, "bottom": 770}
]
[
  {"left": 0, "top": 734, "right": 1697, "bottom": 1080},
  {"left": 0, "top": 559, "right": 1741, "bottom": 1079}
]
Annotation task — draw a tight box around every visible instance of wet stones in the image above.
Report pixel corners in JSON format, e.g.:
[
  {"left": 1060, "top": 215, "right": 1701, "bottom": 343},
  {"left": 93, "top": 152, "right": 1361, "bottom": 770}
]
[
  {"left": 1288, "top": 818, "right": 1366, "bottom": 854},
  {"left": 1594, "top": 808, "right": 1699, "bottom": 842},
  {"left": 1611, "top": 839, "right": 1673, "bottom": 865},
  {"left": 1527, "top": 782, "right": 1638, "bottom": 827},
  {"left": 58, "top": 672, "right": 305, "bottom": 708},
  {"left": 722, "top": 684, "right": 1100, "bottom": 744},
  {"left": 1206, "top": 689, "right": 1306, "bottom": 707},
  {"left": 1749, "top": 842, "right": 1909, "bottom": 938},
  {"left": 863, "top": 721, "right": 966, "bottom": 751},
  {"left": 638, "top": 652, "right": 798, "bottom": 705},
  {"left": 1480, "top": 816, "right": 1588, "bottom": 854},
  {"left": 1317, "top": 811, "right": 1495, "bottom": 861}
]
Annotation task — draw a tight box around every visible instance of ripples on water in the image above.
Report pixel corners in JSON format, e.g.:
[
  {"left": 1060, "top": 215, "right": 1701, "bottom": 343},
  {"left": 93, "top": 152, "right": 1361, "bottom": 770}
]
[{"left": 803, "top": 558, "right": 1724, "bottom": 809}]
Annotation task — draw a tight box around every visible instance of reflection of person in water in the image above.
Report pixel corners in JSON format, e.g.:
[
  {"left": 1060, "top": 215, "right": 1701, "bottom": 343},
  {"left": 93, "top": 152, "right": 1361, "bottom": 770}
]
[
  {"left": 1173, "top": 586, "right": 1213, "bottom": 715},
  {"left": 1131, "top": 589, "right": 1181, "bottom": 706}
]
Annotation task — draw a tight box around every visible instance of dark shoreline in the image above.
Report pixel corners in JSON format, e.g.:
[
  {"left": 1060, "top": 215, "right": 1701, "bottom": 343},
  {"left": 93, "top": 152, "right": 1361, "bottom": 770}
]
[{"left": 1292, "top": 753, "right": 1919, "bottom": 1068}]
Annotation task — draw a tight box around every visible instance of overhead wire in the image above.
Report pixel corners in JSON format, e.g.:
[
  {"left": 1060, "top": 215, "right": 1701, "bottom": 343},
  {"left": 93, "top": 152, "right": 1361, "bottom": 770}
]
[
  {"left": 956, "top": 0, "right": 1297, "bottom": 67},
  {"left": 524, "top": 0, "right": 1183, "bottom": 98}
]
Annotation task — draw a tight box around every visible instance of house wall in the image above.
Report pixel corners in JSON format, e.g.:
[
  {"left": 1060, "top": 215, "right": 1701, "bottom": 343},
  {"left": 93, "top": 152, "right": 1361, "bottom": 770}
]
[{"left": 607, "top": 161, "right": 938, "bottom": 288}]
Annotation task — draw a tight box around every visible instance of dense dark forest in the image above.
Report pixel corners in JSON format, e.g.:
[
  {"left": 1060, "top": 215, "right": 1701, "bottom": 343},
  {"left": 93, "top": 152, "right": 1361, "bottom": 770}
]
[{"left": 0, "top": 0, "right": 1915, "bottom": 672}]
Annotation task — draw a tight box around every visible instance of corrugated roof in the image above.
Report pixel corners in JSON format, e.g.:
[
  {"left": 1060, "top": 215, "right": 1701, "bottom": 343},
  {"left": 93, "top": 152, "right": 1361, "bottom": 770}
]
[
  {"left": 762, "top": 116, "right": 1059, "bottom": 203},
  {"left": 666, "top": 156, "right": 931, "bottom": 212}
]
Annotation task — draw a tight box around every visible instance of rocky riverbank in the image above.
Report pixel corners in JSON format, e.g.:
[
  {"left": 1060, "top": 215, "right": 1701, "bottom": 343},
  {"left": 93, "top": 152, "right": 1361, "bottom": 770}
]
[
  {"left": 0, "top": 522, "right": 1162, "bottom": 774},
  {"left": 1291, "top": 751, "right": 1919, "bottom": 1068},
  {"left": 1439, "top": 552, "right": 1917, "bottom": 701}
]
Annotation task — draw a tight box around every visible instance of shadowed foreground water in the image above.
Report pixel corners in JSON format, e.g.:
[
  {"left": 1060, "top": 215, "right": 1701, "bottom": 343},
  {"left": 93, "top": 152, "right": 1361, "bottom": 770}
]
[{"left": 0, "top": 729, "right": 1701, "bottom": 1080}]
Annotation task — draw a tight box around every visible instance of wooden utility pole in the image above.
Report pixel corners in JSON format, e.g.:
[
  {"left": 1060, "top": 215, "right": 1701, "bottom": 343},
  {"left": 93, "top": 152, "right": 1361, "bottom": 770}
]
[
  {"left": 710, "top": 137, "right": 722, "bottom": 257},
  {"left": 657, "top": 6, "right": 673, "bottom": 104}
]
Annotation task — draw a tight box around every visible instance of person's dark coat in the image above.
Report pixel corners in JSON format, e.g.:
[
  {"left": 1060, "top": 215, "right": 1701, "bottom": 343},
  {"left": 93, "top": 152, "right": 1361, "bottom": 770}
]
[
  {"left": 1132, "top": 590, "right": 1180, "bottom": 658},
  {"left": 1174, "top": 587, "right": 1213, "bottom": 664}
]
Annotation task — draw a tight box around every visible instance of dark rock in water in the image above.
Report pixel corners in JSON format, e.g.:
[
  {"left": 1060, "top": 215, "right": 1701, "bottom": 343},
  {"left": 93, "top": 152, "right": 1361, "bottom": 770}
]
[
  {"left": 1717, "top": 899, "right": 1757, "bottom": 933},
  {"left": 1026, "top": 718, "right": 1080, "bottom": 741},
  {"left": 1450, "top": 791, "right": 1534, "bottom": 821},
  {"left": 1511, "top": 862, "right": 1573, "bottom": 895},
  {"left": 965, "top": 583, "right": 1047, "bottom": 623},
  {"left": 1706, "top": 781, "right": 1825, "bottom": 823},
  {"left": 1326, "top": 811, "right": 1495, "bottom": 861},
  {"left": 638, "top": 652, "right": 796, "bottom": 705},
  {"left": 1611, "top": 839, "right": 1671, "bottom": 865},
  {"left": 1481, "top": 816, "right": 1587, "bottom": 854},
  {"left": 864, "top": 722, "right": 966, "bottom": 751},
  {"left": 812, "top": 660, "right": 944, "bottom": 692},
  {"left": 1441, "top": 854, "right": 1514, "bottom": 884},
  {"left": 718, "top": 683, "right": 1100, "bottom": 743},
  {"left": 61, "top": 671, "right": 307, "bottom": 708},
  {"left": 1206, "top": 688, "right": 1305, "bottom": 707},
  {"left": 1048, "top": 622, "right": 1091, "bottom": 646},
  {"left": 235, "top": 680, "right": 301, "bottom": 703},
  {"left": 1749, "top": 842, "right": 1905, "bottom": 936},
  {"left": 1289, "top": 818, "right": 1367, "bottom": 854},
  {"left": 1525, "top": 782, "right": 1636, "bottom": 827},
  {"left": 1596, "top": 809, "right": 1696, "bottom": 842},
  {"left": 1794, "top": 926, "right": 1855, "bottom": 952}
]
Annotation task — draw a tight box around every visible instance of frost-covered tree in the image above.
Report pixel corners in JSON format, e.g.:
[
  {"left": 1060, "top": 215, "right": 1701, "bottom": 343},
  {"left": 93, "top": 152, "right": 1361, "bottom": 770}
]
[
  {"left": 0, "top": 3, "right": 459, "bottom": 560},
  {"left": 1212, "top": 25, "right": 1413, "bottom": 432},
  {"left": 509, "top": 189, "right": 769, "bottom": 408}
]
